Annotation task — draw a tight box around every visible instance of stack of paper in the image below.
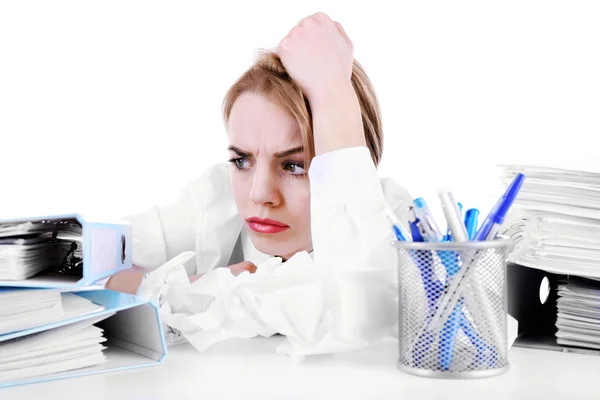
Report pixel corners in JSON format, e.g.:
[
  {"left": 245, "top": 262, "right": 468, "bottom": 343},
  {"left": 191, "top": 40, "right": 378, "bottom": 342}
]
[
  {"left": 0, "top": 214, "right": 164, "bottom": 388},
  {"left": 0, "top": 314, "right": 113, "bottom": 384},
  {"left": 556, "top": 278, "right": 600, "bottom": 350},
  {"left": 0, "top": 290, "right": 105, "bottom": 335},
  {"left": 498, "top": 164, "right": 600, "bottom": 279},
  {"left": 0, "top": 220, "right": 82, "bottom": 280},
  {"left": 0, "top": 290, "right": 62, "bottom": 335}
]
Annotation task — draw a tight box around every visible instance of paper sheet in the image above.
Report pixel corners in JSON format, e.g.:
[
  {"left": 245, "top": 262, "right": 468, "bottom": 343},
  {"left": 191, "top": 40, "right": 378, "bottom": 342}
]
[
  {"left": 0, "top": 353, "right": 107, "bottom": 383},
  {"left": 0, "top": 313, "right": 114, "bottom": 383},
  {"left": 500, "top": 163, "right": 600, "bottom": 278},
  {"left": 0, "top": 289, "right": 61, "bottom": 316},
  {"left": 555, "top": 279, "right": 600, "bottom": 351},
  {"left": 0, "top": 292, "right": 105, "bottom": 335}
]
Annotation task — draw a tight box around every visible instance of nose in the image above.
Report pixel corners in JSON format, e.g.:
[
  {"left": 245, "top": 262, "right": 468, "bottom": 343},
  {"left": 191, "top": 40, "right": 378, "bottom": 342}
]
[{"left": 249, "top": 164, "right": 282, "bottom": 207}]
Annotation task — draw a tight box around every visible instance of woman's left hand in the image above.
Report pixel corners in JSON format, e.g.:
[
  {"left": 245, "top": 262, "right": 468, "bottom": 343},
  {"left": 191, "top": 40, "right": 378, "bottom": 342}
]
[
  {"left": 105, "top": 266, "right": 146, "bottom": 295},
  {"left": 277, "top": 12, "right": 354, "bottom": 104}
]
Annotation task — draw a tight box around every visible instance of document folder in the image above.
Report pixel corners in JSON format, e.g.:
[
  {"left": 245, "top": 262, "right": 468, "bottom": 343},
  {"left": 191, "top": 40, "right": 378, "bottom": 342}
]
[
  {"left": 500, "top": 163, "right": 600, "bottom": 356},
  {"left": 507, "top": 263, "right": 600, "bottom": 356},
  {"left": 0, "top": 214, "right": 132, "bottom": 289},
  {"left": 0, "top": 289, "right": 167, "bottom": 389}
]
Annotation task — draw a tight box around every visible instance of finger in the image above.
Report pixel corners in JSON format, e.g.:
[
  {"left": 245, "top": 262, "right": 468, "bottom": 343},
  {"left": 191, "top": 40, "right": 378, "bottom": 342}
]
[
  {"left": 334, "top": 21, "right": 352, "bottom": 46},
  {"left": 278, "top": 28, "right": 296, "bottom": 54},
  {"left": 277, "top": 37, "right": 288, "bottom": 54},
  {"left": 229, "top": 261, "right": 257, "bottom": 276},
  {"left": 229, "top": 263, "right": 256, "bottom": 276},
  {"left": 244, "top": 261, "right": 257, "bottom": 274}
]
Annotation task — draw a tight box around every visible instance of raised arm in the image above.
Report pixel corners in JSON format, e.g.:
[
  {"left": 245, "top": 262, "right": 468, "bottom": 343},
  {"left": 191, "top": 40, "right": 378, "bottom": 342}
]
[{"left": 277, "top": 12, "right": 366, "bottom": 158}]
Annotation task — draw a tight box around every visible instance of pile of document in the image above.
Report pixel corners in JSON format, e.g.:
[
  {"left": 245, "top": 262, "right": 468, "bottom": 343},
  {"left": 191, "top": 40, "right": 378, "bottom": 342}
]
[
  {"left": 0, "top": 289, "right": 108, "bottom": 384},
  {"left": 0, "top": 315, "right": 113, "bottom": 383},
  {"left": 0, "top": 214, "right": 165, "bottom": 389},
  {"left": 0, "top": 290, "right": 104, "bottom": 335},
  {"left": 499, "top": 163, "right": 600, "bottom": 351},
  {"left": 556, "top": 278, "right": 600, "bottom": 351},
  {"left": 0, "top": 220, "right": 83, "bottom": 280},
  {"left": 498, "top": 164, "right": 600, "bottom": 279}
]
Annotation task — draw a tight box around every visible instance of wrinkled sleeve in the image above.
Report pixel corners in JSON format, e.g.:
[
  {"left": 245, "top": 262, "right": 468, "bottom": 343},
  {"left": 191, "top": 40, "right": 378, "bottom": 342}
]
[{"left": 308, "top": 146, "right": 394, "bottom": 268}]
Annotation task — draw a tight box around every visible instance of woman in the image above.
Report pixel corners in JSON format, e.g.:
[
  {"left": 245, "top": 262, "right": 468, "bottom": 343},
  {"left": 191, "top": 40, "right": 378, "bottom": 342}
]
[{"left": 106, "top": 12, "right": 413, "bottom": 356}]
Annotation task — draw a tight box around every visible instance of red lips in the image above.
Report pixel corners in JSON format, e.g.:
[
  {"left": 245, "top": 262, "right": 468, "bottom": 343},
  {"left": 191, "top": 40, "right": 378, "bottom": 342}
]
[{"left": 246, "top": 217, "right": 289, "bottom": 234}]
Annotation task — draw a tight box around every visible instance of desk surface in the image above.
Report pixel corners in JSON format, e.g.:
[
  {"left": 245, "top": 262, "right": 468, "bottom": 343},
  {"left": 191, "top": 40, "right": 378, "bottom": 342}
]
[{"left": 4, "top": 336, "right": 600, "bottom": 399}]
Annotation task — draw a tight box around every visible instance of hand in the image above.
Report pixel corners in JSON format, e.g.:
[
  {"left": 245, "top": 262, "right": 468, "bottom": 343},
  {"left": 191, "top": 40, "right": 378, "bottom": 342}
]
[
  {"left": 105, "top": 266, "right": 146, "bottom": 295},
  {"left": 227, "top": 260, "right": 257, "bottom": 276},
  {"left": 277, "top": 12, "right": 354, "bottom": 103},
  {"left": 189, "top": 261, "right": 256, "bottom": 282},
  {"left": 108, "top": 260, "right": 258, "bottom": 293}
]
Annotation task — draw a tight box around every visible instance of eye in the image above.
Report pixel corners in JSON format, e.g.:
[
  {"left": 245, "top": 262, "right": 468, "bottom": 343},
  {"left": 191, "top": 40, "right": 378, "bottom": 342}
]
[
  {"left": 283, "top": 161, "right": 306, "bottom": 176},
  {"left": 228, "top": 157, "right": 251, "bottom": 171}
]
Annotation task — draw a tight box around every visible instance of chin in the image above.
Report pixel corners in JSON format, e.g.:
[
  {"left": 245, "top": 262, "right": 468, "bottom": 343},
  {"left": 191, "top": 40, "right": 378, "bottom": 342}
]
[{"left": 249, "top": 232, "right": 299, "bottom": 259}]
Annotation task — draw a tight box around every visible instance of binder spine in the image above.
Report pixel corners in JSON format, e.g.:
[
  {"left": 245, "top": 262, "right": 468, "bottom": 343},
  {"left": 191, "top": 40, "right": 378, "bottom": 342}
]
[{"left": 85, "top": 221, "right": 132, "bottom": 283}]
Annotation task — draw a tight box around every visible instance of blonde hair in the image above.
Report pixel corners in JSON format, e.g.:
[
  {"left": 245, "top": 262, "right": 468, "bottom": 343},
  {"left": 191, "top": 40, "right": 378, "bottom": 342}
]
[{"left": 222, "top": 50, "right": 383, "bottom": 166}]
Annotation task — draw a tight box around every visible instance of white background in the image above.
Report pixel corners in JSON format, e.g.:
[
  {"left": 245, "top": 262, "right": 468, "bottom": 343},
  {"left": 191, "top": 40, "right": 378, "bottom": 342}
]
[{"left": 1, "top": 0, "right": 599, "bottom": 222}]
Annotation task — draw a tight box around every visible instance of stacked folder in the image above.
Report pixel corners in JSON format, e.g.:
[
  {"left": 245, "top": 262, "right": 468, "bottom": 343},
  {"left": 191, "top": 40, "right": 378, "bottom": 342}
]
[
  {"left": 498, "top": 164, "right": 600, "bottom": 352},
  {"left": 499, "top": 164, "right": 600, "bottom": 279},
  {"left": 0, "top": 214, "right": 167, "bottom": 389},
  {"left": 556, "top": 277, "right": 600, "bottom": 351}
]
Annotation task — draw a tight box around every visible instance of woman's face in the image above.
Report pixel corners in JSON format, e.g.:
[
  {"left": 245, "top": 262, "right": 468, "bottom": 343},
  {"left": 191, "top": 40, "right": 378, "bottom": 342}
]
[{"left": 227, "top": 91, "right": 312, "bottom": 260}]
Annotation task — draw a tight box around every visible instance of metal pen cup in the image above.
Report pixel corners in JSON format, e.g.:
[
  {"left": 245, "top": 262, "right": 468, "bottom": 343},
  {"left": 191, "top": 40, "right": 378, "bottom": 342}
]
[{"left": 391, "top": 237, "right": 511, "bottom": 379}]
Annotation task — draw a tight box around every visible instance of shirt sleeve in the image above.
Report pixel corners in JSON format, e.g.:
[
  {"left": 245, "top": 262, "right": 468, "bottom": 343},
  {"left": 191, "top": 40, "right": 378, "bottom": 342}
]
[
  {"left": 306, "top": 146, "right": 401, "bottom": 346},
  {"left": 122, "top": 163, "right": 236, "bottom": 276},
  {"left": 308, "top": 146, "right": 395, "bottom": 269}
]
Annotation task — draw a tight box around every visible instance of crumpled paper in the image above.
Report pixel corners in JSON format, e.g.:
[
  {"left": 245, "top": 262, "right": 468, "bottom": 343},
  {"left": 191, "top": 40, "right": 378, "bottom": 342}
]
[{"left": 137, "top": 249, "right": 398, "bottom": 361}]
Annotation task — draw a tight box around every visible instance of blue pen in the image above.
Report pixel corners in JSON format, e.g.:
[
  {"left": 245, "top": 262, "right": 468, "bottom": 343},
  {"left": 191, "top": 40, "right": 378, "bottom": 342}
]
[
  {"left": 406, "top": 223, "right": 491, "bottom": 370},
  {"left": 385, "top": 208, "right": 411, "bottom": 242},
  {"left": 393, "top": 225, "right": 407, "bottom": 241},
  {"left": 464, "top": 208, "right": 480, "bottom": 241},
  {"left": 401, "top": 206, "right": 495, "bottom": 369},
  {"left": 428, "top": 172, "right": 526, "bottom": 354},
  {"left": 406, "top": 209, "right": 443, "bottom": 367},
  {"left": 413, "top": 198, "right": 444, "bottom": 242},
  {"left": 410, "top": 221, "right": 423, "bottom": 242},
  {"left": 407, "top": 206, "right": 466, "bottom": 369},
  {"left": 437, "top": 199, "right": 484, "bottom": 370},
  {"left": 473, "top": 173, "right": 525, "bottom": 241}
]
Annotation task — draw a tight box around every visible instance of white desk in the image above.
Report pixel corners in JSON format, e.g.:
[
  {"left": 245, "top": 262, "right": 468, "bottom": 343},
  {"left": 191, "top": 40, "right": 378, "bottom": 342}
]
[{"left": 4, "top": 336, "right": 600, "bottom": 399}]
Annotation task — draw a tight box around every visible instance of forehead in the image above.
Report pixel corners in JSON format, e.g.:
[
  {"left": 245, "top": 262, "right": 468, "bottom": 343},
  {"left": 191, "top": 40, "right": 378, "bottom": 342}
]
[{"left": 227, "top": 92, "right": 302, "bottom": 153}]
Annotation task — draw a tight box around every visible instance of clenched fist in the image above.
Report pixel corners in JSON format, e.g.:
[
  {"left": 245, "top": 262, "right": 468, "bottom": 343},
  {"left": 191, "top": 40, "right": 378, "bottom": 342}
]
[{"left": 277, "top": 12, "right": 354, "bottom": 104}]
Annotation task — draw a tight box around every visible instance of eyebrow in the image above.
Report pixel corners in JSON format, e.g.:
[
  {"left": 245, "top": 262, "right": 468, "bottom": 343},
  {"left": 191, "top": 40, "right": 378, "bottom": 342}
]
[
  {"left": 227, "top": 146, "right": 251, "bottom": 158},
  {"left": 227, "top": 145, "right": 304, "bottom": 158}
]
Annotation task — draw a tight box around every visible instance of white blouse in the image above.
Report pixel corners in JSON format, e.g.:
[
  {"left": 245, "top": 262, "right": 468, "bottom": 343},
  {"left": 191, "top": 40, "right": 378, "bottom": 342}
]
[{"left": 124, "top": 146, "right": 414, "bottom": 357}]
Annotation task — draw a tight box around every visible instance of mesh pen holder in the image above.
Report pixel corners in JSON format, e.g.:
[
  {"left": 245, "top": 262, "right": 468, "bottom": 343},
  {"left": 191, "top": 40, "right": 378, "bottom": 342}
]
[{"left": 392, "top": 237, "right": 511, "bottom": 379}]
